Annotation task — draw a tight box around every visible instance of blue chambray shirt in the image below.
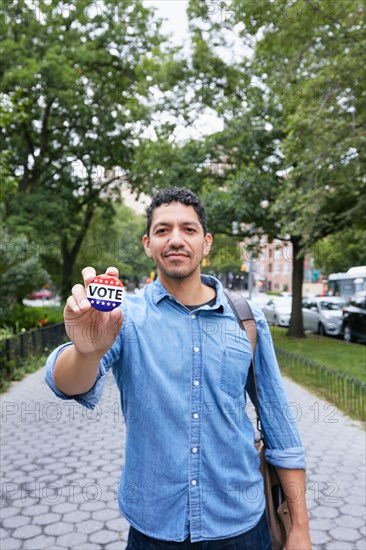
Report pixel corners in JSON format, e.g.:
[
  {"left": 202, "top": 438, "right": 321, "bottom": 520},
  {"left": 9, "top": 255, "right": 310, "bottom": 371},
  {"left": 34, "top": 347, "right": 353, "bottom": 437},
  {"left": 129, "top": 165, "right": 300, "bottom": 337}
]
[{"left": 45, "top": 275, "right": 305, "bottom": 543}]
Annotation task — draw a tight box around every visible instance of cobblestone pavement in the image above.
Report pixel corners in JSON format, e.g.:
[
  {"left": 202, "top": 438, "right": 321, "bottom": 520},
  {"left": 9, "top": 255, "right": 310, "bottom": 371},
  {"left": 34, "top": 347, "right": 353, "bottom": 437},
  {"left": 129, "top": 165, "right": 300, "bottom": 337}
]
[{"left": 1, "top": 366, "right": 365, "bottom": 550}]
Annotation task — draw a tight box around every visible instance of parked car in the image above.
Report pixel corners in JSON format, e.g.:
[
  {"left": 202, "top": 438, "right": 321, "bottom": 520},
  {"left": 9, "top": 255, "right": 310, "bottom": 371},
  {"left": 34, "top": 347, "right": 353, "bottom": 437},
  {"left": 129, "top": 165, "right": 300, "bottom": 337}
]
[
  {"left": 302, "top": 296, "right": 347, "bottom": 336},
  {"left": 342, "top": 293, "right": 366, "bottom": 343},
  {"left": 27, "top": 288, "right": 53, "bottom": 300},
  {"left": 262, "top": 297, "right": 292, "bottom": 326}
]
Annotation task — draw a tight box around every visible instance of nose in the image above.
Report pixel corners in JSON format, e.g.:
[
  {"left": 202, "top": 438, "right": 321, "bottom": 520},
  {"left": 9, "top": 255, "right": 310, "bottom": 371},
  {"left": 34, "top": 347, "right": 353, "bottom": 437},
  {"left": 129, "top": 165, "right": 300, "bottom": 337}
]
[{"left": 168, "top": 228, "right": 185, "bottom": 248}]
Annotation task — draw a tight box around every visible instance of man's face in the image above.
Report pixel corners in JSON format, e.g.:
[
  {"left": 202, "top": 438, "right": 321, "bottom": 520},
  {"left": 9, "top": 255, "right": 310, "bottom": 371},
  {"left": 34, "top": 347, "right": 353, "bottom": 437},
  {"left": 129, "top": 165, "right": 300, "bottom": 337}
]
[{"left": 142, "top": 202, "right": 212, "bottom": 282}]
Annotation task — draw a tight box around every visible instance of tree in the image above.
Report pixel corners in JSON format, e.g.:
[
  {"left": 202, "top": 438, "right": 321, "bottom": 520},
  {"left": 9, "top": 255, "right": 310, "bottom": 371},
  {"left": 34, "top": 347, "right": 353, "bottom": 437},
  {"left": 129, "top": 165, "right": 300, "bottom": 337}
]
[
  {"left": 0, "top": 225, "right": 50, "bottom": 312},
  {"left": 72, "top": 201, "right": 155, "bottom": 287},
  {"left": 313, "top": 228, "right": 366, "bottom": 275},
  {"left": 183, "top": 0, "right": 365, "bottom": 336},
  {"left": 1, "top": 0, "right": 177, "bottom": 299}
]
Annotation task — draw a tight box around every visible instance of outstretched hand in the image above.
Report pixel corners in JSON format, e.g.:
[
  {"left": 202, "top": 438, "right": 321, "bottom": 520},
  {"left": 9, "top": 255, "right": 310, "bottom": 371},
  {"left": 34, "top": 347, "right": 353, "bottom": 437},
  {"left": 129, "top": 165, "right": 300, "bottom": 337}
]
[{"left": 64, "top": 266, "right": 124, "bottom": 357}]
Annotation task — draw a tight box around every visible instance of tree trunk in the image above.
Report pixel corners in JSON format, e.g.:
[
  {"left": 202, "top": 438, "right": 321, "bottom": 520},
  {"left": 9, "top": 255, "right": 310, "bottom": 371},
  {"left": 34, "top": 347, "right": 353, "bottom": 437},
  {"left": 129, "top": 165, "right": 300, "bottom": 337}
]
[
  {"left": 287, "top": 236, "right": 305, "bottom": 338},
  {"left": 60, "top": 205, "right": 94, "bottom": 302}
]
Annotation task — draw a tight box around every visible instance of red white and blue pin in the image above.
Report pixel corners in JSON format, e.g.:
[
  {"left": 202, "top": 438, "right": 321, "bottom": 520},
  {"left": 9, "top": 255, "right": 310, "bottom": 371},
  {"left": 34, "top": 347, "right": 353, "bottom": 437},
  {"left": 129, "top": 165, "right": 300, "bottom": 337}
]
[{"left": 87, "top": 274, "right": 125, "bottom": 312}]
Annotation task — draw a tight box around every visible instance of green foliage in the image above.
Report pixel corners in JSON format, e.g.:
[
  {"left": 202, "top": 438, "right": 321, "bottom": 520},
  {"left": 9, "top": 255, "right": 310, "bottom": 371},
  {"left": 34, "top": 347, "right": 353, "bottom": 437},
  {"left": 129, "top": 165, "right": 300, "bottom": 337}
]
[
  {"left": 313, "top": 228, "right": 366, "bottom": 275},
  {"left": 0, "top": 224, "right": 50, "bottom": 308},
  {"left": 1, "top": 0, "right": 180, "bottom": 298},
  {"left": 184, "top": 0, "right": 365, "bottom": 338},
  {"left": 2, "top": 305, "right": 64, "bottom": 332},
  {"left": 73, "top": 201, "right": 155, "bottom": 287}
]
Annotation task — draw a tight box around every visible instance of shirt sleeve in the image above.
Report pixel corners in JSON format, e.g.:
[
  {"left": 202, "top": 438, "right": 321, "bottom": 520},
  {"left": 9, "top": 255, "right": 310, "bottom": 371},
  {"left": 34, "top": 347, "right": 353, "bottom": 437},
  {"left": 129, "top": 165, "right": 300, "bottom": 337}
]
[
  {"left": 44, "top": 305, "right": 127, "bottom": 410},
  {"left": 246, "top": 303, "right": 306, "bottom": 470},
  {"left": 44, "top": 342, "right": 108, "bottom": 410}
]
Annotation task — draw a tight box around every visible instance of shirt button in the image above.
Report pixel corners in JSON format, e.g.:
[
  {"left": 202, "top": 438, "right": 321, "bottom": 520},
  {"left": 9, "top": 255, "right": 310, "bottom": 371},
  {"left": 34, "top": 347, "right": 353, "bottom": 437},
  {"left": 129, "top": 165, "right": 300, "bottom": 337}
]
[
  {"left": 192, "top": 447, "right": 198, "bottom": 453},
  {"left": 168, "top": 296, "right": 173, "bottom": 300},
  {"left": 193, "top": 346, "right": 200, "bottom": 353},
  {"left": 191, "top": 314, "right": 196, "bottom": 319},
  {"left": 191, "top": 479, "right": 197, "bottom": 486},
  {"left": 193, "top": 380, "right": 200, "bottom": 386},
  {"left": 193, "top": 413, "right": 199, "bottom": 420}
]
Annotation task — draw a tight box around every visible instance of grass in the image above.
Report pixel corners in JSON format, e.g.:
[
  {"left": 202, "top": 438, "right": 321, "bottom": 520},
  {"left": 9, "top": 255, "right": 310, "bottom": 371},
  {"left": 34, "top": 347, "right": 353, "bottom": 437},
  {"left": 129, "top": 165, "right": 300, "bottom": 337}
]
[
  {"left": 271, "top": 327, "right": 366, "bottom": 383},
  {"left": 271, "top": 327, "right": 365, "bottom": 421}
]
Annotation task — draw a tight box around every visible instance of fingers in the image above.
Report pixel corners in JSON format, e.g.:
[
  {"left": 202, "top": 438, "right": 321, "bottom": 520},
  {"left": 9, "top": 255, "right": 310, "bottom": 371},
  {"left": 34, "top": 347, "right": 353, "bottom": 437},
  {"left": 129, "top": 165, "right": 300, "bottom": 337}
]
[
  {"left": 105, "top": 266, "right": 119, "bottom": 279},
  {"left": 107, "top": 307, "right": 124, "bottom": 340},
  {"left": 65, "top": 266, "right": 120, "bottom": 315},
  {"left": 69, "top": 283, "right": 91, "bottom": 312},
  {"left": 82, "top": 266, "right": 96, "bottom": 286}
]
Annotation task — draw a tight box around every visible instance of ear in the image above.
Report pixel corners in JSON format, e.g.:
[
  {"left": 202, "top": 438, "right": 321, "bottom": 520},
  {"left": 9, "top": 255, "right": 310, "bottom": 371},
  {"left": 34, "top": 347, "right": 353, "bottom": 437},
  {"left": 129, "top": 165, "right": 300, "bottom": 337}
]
[
  {"left": 202, "top": 233, "right": 213, "bottom": 257},
  {"left": 142, "top": 234, "right": 153, "bottom": 258}
]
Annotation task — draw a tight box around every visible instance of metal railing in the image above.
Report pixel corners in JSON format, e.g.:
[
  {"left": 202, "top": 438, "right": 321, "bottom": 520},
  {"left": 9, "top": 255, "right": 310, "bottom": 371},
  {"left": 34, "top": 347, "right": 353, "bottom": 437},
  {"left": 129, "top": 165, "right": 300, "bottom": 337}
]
[
  {"left": 275, "top": 347, "right": 365, "bottom": 421},
  {"left": 0, "top": 323, "right": 67, "bottom": 374}
]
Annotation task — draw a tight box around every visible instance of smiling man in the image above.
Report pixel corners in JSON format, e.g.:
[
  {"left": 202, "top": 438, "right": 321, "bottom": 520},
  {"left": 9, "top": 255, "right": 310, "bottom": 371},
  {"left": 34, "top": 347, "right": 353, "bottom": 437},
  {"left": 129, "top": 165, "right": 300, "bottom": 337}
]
[{"left": 46, "top": 187, "right": 311, "bottom": 549}]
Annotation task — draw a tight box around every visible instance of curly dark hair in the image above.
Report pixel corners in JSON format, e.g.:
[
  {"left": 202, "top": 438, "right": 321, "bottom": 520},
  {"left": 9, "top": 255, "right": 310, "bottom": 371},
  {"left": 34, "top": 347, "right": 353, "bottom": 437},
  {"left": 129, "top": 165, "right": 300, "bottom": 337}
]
[{"left": 146, "top": 187, "right": 208, "bottom": 236}]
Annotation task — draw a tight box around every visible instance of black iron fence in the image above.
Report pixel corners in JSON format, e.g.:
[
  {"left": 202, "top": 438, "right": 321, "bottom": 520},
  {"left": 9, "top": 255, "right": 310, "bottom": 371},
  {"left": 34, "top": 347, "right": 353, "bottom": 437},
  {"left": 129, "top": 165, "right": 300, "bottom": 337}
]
[
  {"left": 0, "top": 323, "right": 67, "bottom": 375},
  {"left": 276, "top": 347, "right": 365, "bottom": 421}
]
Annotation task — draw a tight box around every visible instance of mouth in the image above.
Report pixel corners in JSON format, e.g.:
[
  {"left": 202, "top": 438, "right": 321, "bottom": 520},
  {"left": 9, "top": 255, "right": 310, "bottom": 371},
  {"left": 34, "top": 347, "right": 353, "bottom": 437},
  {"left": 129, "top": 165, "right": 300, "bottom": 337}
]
[{"left": 165, "top": 252, "right": 190, "bottom": 259}]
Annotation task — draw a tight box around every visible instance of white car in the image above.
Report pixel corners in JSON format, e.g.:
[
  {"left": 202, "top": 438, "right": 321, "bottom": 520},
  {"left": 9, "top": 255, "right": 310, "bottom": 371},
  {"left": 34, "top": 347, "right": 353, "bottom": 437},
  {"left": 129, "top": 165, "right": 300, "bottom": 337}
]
[
  {"left": 302, "top": 297, "right": 347, "bottom": 336},
  {"left": 262, "top": 297, "right": 292, "bottom": 326}
]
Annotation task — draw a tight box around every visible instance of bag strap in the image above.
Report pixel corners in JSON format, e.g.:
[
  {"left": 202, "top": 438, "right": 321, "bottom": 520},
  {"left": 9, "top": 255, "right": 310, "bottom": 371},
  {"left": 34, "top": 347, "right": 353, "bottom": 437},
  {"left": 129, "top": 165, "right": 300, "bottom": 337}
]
[{"left": 223, "top": 289, "right": 262, "bottom": 435}]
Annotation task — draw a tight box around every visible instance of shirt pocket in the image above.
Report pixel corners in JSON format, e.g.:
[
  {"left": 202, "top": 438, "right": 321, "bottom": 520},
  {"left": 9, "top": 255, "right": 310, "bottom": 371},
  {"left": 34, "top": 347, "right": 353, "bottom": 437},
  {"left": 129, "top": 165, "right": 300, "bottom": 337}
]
[{"left": 220, "top": 349, "right": 252, "bottom": 398}]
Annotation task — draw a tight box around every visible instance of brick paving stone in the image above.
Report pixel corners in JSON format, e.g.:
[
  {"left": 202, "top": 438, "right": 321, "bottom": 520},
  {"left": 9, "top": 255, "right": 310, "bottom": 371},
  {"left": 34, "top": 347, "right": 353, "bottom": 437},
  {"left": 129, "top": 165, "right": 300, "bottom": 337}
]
[
  {"left": 1, "top": 364, "right": 365, "bottom": 550},
  {"left": 12, "top": 524, "right": 42, "bottom": 539},
  {"left": 0, "top": 537, "right": 23, "bottom": 549},
  {"left": 55, "top": 532, "right": 88, "bottom": 548},
  {"left": 75, "top": 518, "right": 104, "bottom": 534},
  {"left": 334, "top": 514, "right": 365, "bottom": 529},
  {"left": 310, "top": 529, "right": 331, "bottom": 545},
  {"left": 63, "top": 510, "right": 90, "bottom": 523},
  {"left": 92, "top": 508, "right": 121, "bottom": 521},
  {"left": 44, "top": 522, "right": 73, "bottom": 536},
  {"left": 105, "top": 542, "right": 128, "bottom": 550},
  {"left": 79, "top": 500, "right": 106, "bottom": 512},
  {"left": 3, "top": 514, "right": 31, "bottom": 529},
  {"left": 107, "top": 517, "right": 131, "bottom": 532},
  {"left": 327, "top": 542, "right": 357, "bottom": 549},
  {"left": 340, "top": 504, "right": 366, "bottom": 517},
  {"left": 355, "top": 540, "right": 366, "bottom": 550},
  {"left": 308, "top": 517, "right": 336, "bottom": 531},
  {"left": 329, "top": 526, "right": 363, "bottom": 542},
  {"left": 89, "top": 529, "right": 121, "bottom": 544},
  {"left": 32, "top": 512, "right": 61, "bottom": 525},
  {"left": 0, "top": 506, "right": 18, "bottom": 519},
  {"left": 344, "top": 493, "right": 366, "bottom": 506},
  {"left": 74, "top": 544, "right": 103, "bottom": 550},
  {"left": 310, "top": 505, "right": 339, "bottom": 519},
  {"left": 23, "top": 534, "right": 56, "bottom": 549},
  {"left": 52, "top": 501, "right": 78, "bottom": 514}
]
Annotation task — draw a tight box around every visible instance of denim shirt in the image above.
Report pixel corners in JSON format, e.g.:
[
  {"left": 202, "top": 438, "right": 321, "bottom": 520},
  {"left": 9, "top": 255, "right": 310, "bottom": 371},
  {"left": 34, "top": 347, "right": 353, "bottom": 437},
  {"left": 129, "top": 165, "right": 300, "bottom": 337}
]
[{"left": 45, "top": 275, "right": 305, "bottom": 543}]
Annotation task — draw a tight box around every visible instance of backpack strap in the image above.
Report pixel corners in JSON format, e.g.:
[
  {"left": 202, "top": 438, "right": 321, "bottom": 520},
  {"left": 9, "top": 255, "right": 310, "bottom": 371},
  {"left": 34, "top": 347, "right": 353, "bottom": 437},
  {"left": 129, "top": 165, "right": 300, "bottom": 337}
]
[{"left": 223, "top": 289, "right": 262, "bottom": 434}]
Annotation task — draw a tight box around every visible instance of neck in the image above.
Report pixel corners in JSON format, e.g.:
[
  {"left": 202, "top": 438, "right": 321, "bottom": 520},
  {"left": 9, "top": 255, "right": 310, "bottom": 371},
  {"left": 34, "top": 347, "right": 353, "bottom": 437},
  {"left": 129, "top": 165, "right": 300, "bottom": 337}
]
[{"left": 158, "top": 271, "right": 215, "bottom": 305}]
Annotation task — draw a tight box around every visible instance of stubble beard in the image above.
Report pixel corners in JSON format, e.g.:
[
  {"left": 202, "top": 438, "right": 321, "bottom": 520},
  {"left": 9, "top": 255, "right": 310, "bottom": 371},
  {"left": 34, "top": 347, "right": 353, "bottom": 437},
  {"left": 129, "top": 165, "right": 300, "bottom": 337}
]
[{"left": 158, "top": 256, "right": 201, "bottom": 281}]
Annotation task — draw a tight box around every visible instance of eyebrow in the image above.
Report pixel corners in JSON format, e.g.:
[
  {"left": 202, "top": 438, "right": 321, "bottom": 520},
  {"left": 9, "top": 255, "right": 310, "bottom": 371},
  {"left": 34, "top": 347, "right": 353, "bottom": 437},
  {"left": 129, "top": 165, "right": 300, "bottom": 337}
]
[{"left": 152, "top": 221, "right": 201, "bottom": 231}]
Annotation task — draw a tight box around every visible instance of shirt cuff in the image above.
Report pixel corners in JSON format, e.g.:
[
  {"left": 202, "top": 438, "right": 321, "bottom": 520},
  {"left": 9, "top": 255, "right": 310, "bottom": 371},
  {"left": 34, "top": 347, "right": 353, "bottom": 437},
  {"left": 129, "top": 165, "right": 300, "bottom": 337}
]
[
  {"left": 265, "top": 447, "right": 306, "bottom": 470},
  {"left": 44, "top": 342, "right": 107, "bottom": 410}
]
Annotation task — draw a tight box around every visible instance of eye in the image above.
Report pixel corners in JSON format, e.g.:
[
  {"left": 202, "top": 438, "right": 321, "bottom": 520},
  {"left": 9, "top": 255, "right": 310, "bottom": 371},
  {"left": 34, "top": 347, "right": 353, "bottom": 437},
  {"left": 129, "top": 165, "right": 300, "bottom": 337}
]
[
  {"left": 185, "top": 227, "right": 196, "bottom": 233},
  {"left": 155, "top": 228, "right": 167, "bottom": 234}
]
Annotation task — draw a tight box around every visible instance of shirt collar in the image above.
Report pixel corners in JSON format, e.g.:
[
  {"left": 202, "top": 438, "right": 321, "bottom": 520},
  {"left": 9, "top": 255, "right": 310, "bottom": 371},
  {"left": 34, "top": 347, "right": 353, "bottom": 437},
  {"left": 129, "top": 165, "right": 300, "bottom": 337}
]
[{"left": 152, "top": 274, "right": 225, "bottom": 312}]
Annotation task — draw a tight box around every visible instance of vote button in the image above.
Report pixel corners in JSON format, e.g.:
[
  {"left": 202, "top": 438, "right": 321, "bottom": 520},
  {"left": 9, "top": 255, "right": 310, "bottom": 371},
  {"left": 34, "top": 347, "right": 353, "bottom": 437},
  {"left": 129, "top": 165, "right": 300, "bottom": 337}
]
[{"left": 87, "top": 274, "right": 125, "bottom": 312}]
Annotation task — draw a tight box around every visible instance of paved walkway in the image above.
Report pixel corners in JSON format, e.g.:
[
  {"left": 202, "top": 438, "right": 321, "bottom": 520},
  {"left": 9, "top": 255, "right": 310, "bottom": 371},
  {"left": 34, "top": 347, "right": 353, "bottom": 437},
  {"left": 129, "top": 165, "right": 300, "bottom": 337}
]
[{"left": 1, "top": 367, "right": 365, "bottom": 550}]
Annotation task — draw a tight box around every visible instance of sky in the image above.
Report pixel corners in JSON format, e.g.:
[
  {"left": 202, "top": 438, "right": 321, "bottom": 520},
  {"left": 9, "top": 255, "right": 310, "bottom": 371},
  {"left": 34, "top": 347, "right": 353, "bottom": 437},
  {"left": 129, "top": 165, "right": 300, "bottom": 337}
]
[
  {"left": 145, "top": 0, "right": 190, "bottom": 45},
  {"left": 144, "top": 0, "right": 224, "bottom": 140}
]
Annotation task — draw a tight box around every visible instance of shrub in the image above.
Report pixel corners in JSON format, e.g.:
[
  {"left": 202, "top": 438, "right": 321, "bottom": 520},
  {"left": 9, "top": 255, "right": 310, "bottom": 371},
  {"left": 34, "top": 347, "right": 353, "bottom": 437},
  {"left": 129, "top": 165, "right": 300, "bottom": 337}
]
[{"left": 2, "top": 305, "right": 64, "bottom": 333}]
